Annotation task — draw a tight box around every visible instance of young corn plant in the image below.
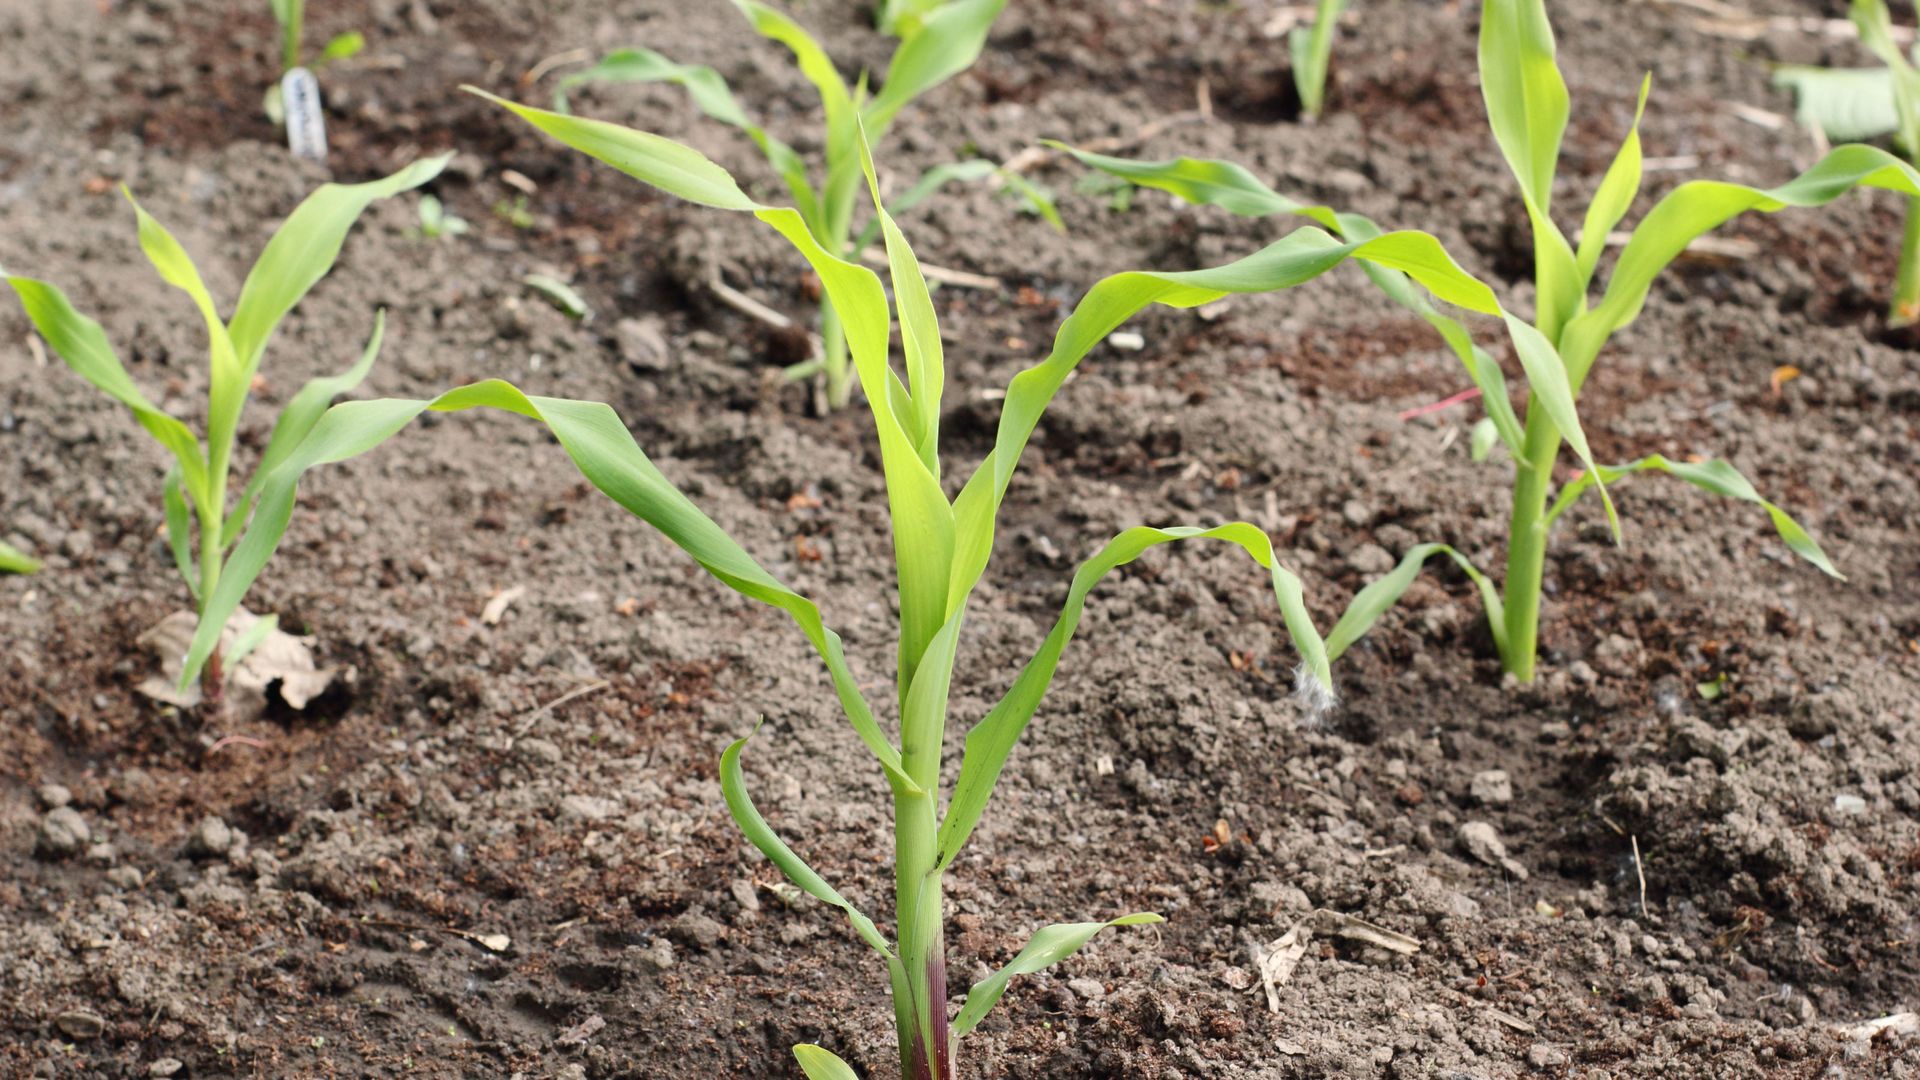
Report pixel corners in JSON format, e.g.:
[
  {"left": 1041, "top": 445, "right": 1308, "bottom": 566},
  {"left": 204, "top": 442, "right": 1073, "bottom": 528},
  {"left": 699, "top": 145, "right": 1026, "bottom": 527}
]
[
  {"left": 1061, "top": 0, "right": 1920, "bottom": 682},
  {"left": 2, "top": 156, "right": 446, "bottom": 714},
  {"left": 192, "top": 90, "right": 1552, "bottom": 1076},
  {"left": 1292, "top": 0, "right": 1349, "bottom": 119},
  {"left": 549, "top": 0, "right": 1014, "bottom": 410},
  {"left": 263, "top": 0, "right": 366, "bottom": 124},
  {"left": 1773, "top": 0, "right": 1920, "bottom": 325}
]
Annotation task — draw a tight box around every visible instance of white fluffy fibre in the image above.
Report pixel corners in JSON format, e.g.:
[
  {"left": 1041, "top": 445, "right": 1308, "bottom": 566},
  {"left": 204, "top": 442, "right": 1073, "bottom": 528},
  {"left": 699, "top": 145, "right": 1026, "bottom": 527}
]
[{"left": 1293, "top": 664, "right": 1340, "bottom": 728}]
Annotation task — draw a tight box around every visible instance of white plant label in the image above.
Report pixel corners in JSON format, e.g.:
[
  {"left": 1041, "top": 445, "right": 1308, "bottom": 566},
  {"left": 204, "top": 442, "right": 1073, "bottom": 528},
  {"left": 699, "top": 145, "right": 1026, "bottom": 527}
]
[{"left": 281, "top": 67, "right": 328, "bottom": 162}]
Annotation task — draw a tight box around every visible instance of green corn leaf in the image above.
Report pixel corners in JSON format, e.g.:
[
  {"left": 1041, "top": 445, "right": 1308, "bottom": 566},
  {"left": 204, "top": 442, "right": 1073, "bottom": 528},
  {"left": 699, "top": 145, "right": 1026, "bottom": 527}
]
[
  {"left": 1333, "top": 211, "right": 1528, "bottom": 456},
  {"left": 951, "top": 913, "right": 1163, "bottom": 1037},
  {"left": 1470, "top": 417, "right": 1501, "bottom": 461},
  {"left": 318, "top": 31, "right": 365, "bottom": 64},
  {"left": 227, "top": 154, "right": 450, "bottom": 379},
  {"left": 554, "top": 47, "right": 755, "bottom": 123},
  {"left": 1048, "top": 144, "right": 1340, "bottom": 226},
  {"left": 863, "top": 0, "right": 1006, "bottom": 139},
  {"left": 1576, "top": 74, "right": 1651, "bottom": 287},
  {"left": 478, "top": 92, "right": 959, "bottom": 701},
  {"left": 1559, "top": 144, "right": 1920, "bottom": 387},
  {"left": 729, "top": 1, "right": 860, "bottom": 240},
  {"left": 996, "top": 169, "right": 1064, "bottom": 232},
  {"left": 1478, "top": 0, "right": 1580, "bottom": 337},
  {"left": 270, "top": 0, "right": 303, "bottom": 69},
  {"left": 1853, "top": 0, "right": 1920, "bottom": 154},
  {"left": 1502, "top": 314, "right": 1617, "bottom": 540},
  {"left": 945, "top": 223, "right": 1515, "bottom": 631},
  {"left": 469, "top": 89, "right": 760, "bottom": 211},
  {"left": 4, "top": 275, "right": 209, "bottom": 497},
  {"left": 226, "top": 311, "right": 386, "bottom": 547},
  {"left": 524, "top": 274, "right": 591, "bottom": 320},
  {"left": 935, "top": 522, "right": 1332, "bottom": 871},
  {"left": 722, "top": 724, "right": 900, "bottom": 961},
  {"left": 752, "top": 206, "right": 954, "bottom": 700},
  {"left": 856, "top": 131, "right": 945, "bottom": 475},
  {"left": 548, "top": 47, "right": 819, "bottom": 223},
  {"left": 1290, "top": 0, "right": 1349, "bottom": 118},
  {"left": 1052, "top": 145, "right": 1527, "bottom": 455},
  {"left": 1773, "top": 65, "right": 1900, "bottom": 143},
  {"left": 181, "top": 380, "right": 909, "bottom": 790},
  {"left": 164, "top": 467, "right": 198, "bottom": 596},
  {"left": 1543, "top": 455, "right": 1841, "bottom": 578},
  {"left": 876, "top": 0, "right": 944, "bottom": 36},
  {"left": 1323, "top": 542, "right": 1507, "bottom": 660},
  {"left": 792, "top": 1045, "right": 861, "bottom": 1080},
  {"left": 1479, "top": 0, "right": 1567, "bottom": 212},
  {"left": 225, "top": 612, "right": 279, "bottom": 670},
  {"left": 0, "top": 540, "right": 39, "bottom": 575},
  {"left": 124, "top": 191, "right": 246, "bottom": 487}
]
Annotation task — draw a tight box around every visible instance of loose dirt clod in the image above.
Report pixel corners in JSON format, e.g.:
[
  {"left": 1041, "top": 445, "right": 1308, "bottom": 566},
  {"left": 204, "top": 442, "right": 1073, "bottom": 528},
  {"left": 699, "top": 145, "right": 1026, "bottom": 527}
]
[
  {"left": 1459, "top": 820, "right": 1529, "bottom": 880},
  {"left": 36, "top": 807, "right": 91, "bottom": 858}
]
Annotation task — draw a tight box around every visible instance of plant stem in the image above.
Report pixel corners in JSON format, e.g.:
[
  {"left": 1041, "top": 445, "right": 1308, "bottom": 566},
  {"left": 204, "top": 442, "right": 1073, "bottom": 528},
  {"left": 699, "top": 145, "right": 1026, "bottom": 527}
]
[
  {"left": 821, "top": 304, "right": 853, "bottom": 411},
  {"left": 282, "top": 0, "right": 304, "bottom": 72},
  {"left": 893, "top": 642, "right": 954, "bottom": 1079},
  {"left": 196, "top": 466, "right": 229, "bottom": 721},
  {"left": 1892, "top": 195, "right": 1920, "bottom": 328},
  {"left": 892, "top": 789, "right": 949, "bottom": 1080},
  {"left": 1500, "top": 409, "right": 1561, "bottom": 683}
]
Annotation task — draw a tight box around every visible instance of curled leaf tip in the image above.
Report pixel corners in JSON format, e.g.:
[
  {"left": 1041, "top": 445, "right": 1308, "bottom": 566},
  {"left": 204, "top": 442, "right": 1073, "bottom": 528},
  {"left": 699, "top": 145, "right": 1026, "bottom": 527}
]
[{"left": 1292, "top": 663, "right": 1339, "bottom": 727}]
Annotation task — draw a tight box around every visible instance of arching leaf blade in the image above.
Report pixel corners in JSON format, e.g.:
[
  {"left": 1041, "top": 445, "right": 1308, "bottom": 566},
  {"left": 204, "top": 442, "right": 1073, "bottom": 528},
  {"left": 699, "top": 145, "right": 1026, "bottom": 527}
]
[
  {"left": 936, "top": 522, "right": 1332, "bottom": 871},
  {"left": 1543, "top": 454, "right": 1841, "bottom": 578},
  {"left": 181, "top": 381, "right": 905, "bottom": 787},
  {"left": 1323, "top": 542, "right": 1506, "bottom": 661},
  {"left": 951, "top": 913, "right": 1163, "bottom": 1037},
  {"left": 227, "top": 154, "right": 449, "bottom": 377}
]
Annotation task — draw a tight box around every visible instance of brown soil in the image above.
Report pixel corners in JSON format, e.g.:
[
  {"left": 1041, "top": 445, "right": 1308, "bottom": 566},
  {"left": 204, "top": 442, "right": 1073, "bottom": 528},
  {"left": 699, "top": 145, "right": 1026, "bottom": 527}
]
[{"left": 3, "top": 0, "right": 1918, "bottom": 1078}]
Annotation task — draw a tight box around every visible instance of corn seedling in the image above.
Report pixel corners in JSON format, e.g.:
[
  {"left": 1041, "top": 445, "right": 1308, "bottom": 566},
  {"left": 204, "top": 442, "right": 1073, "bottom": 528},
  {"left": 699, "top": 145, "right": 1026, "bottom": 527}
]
[
  {"left": 548, "top": 0, "right": 1016, "bottom": 409},
  {"left": 192, "top": 86, "right": 1544, "bottom": 1076},
  {"left": 1063, "top": 0, "right": 1920, "bottom": 682},
  {"left": 416, "top": 194, "right": 469, "bottom": 240},
  {"left": 1773, "top": 0, "right": 1920, "bottom": 325},
  {"left": 263, "top": 1, "right": 366, "bottom": 124},
  {"left": 1292, "top": 0, "right": 1349, "bottom": 119},
  {"left": 0, "top": 539, "right": 38, "bottom": 575},
  {"left": 3, "top": 156, "right": 446, "bottom": 714}
]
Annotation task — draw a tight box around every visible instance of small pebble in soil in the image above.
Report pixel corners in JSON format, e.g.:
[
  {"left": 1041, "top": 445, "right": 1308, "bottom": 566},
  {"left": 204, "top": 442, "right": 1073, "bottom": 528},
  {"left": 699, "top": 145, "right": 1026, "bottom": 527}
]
[
  {"left": 1068, "top": 977, "right": 1106, "bottom": 1000},
  {"left": 1470, "top": 769, "right": 1513, "bottom": 807},
  {"left": 1346, "top": 543, "right": 1395, "bottom": 576},
  {"left": 1528, "top": 1044, "right": 1569, "bottom": 1067},
  {"left": 559, "top": 794, "right": 620, "bottom": 822},
  {"left": 148, "top": 1060, "right": 183, "bottom": 1078},
  {"left": 54, "top": 1009, "right": 106, "bottom": 1040},
  {"left": 673, "top": 912, "right": 726, "bottom": 951},
  {"left": 36, "top": 807, "right": 90, "bottom": 858},
  {"left": 187, "top": 816, "right": 234, "bottom": 858},
  {"left": 515, "top": 737, "right": 563, "bottom": 766},
  {"left": 615, "top": 317, "right": 669, "bottom": 372},
  {"left": 1834, "top": 793, "right": 1867, "bottom": 815},
  {"left": 636, "top": 937, "right": 675, "bottom": 972},
  {"left": 1458, "top": 821, "right": 1529, "bottom": 880},
  {"left": 106, "top": 866, "right": 143, "bottom": 890},
  {"left": 36, "top": 784, "right": 72, "bottom": 809}
]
